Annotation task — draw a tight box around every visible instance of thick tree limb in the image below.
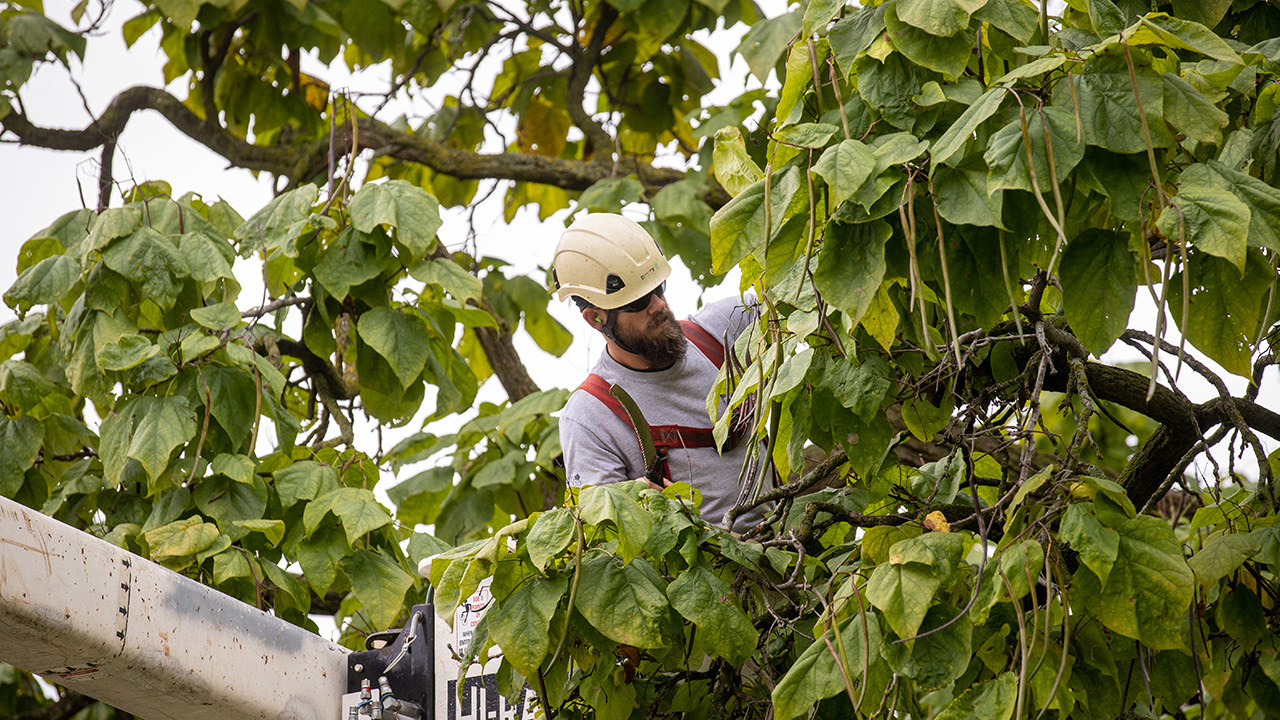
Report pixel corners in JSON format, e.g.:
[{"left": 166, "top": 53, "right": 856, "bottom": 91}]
[
  {"left": 1017, "top": 322, "right": 1280, "bottom": 509},
  {"left": 564, "top": 3, "right": 619, "bottom": 163},
  {"left": 2, "top": 86, "right": 730, "bottom": 207}
]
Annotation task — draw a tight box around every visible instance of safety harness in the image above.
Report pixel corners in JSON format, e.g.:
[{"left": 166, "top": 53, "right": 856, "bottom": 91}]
[{"left": 578, "top": 320, "right": 743, "bottom": 481}]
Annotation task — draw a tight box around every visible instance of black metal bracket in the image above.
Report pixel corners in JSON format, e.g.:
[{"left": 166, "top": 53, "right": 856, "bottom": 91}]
[{"left": 347, "top": 602, "right": 435, "bottom": 715}]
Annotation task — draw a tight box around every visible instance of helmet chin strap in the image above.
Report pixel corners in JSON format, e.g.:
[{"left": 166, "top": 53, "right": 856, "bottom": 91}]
[{"left": 599, "top": 309, "right": 643, "bottom": 355}]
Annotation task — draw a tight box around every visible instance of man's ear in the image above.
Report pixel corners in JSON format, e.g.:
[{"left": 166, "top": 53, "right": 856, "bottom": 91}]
[{"left": 582, "top": 307, "right": 606, "bottom": 331}]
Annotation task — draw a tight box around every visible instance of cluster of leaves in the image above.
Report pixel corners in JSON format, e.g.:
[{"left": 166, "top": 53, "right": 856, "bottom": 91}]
[
  {"left": 427, "top": 0, "right": 1280, "bottom": 718},
  {"left": 437, "top": 471, "right": 1280, "bottom": 720},
  {"left": 0, "top": 176, "right": 573, "bottom": 644}
]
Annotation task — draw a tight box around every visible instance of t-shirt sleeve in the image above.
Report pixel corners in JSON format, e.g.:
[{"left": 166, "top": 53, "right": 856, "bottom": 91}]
[{"left": 558, "top": 411, "right": 630, "bottom": 488}]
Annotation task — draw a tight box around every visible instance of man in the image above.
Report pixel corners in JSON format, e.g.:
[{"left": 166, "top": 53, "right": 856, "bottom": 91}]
[{"left": 552, "top": 212, "right": 768, "bottom": 530}]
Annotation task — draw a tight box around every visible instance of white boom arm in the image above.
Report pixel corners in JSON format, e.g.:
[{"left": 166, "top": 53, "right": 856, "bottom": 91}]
[{"left": 0, "top": 495, "right": 349, "bottom": 720}]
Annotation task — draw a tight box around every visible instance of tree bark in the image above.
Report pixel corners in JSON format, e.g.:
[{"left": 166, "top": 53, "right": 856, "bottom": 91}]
[{"left": 1, "top": 87, "right": 730, "bottom": 208}]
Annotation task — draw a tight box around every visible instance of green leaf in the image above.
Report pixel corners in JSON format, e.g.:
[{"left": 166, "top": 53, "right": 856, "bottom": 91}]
[
  {"left": 305, "top": 487, "right": 392, "bottom": 545},
  {"left": 1126, "top": 14, "right": 1243, "bottom": 64},
  {"left": 1202, "top": 161, "right": 1280, "bottom": 252},
  {"left": 408, "top": 258, "right": 482, "bottom": 302},
  {"left": 812, "top": 139, "right": 876, "bottom": 209},
  {"left": 985, "top": 106, "right": 1085, "bottom": 194},
  {"left": 488, "top": 574, "right": 568, "bottom": 678},
  {"left": 524, "top": 309, "right": 573, "bottom": 357},
  {"left": 802, "top": 0, "right": 843, "bottom": 37},
  {"left": 972, "top": 0, "right": 1038, "bottom": 42},
  {"left": 895, "top": 0, "right": 987, "bottom": 37},
  {"left": 578, "top": 482, "right": 653, "bottom": 563},
  {"left": 881, "top": 602, "right": 973, "bottom": 689},
  {"left": 933, "top": 161, "right": 1004, "bottom": 228},
  {"left": 358, "top": 307, "right": 432, "bottom": 388},
  {"left": 211, "top": 453, "right": 255, "bottom": 485},
  {"left": 298, "top": 531, "right": 349, "bottom": 597},
  {"left": 574, "top": 554, "right": 670, "bottom": 648},
  {"left": 273, "top": 460, "right": 339, "bottom": 509},
  {"left": 0, "top": 416, "right": 43, "bottom": 497},
  {"left": 1189, "top": 533, "right": 1261, "bottom": 587},
  {"left": 774, "top": 123, "right": 839, "bottom": 150},
  {"left": 885, "top": 2, "right": 975, "bottom": 77},
  {"left": 341, "top": 549, "right": 415, "bottom": 629},
  {"left": 1158, "top": 164, "right": 1251, "bottom": 272},
  {"left": 1169, "top": 0, "right": 1231, "bottom": 30},
  {"left": 190, "top": 302, "right": 241, "bottom": 330},
  {"left": 195, "top": 475, "right": 268, "bottom": 528},
  {"left": 4, "top": 254, "right": 79, "bottom": 310},
  {"left": 866, "top": 533, "right": 964, "bottom": 640},
  {"left": 829, "top": 5, "right": 886, "bottom": 77},
  {"left": 712, "top": 127, "right": 764, "bottom": 198},
  {"left": 406, "top": 532, "right": 451, "bottom": 566},
  {"left": 4, "top": 11, "right": 86, "bottom": 60},
  {"left": 936, "top": 672, "right": 1017, "bottom": 720},
  {"left": 1160, "top": 73, "right": 1227, "bottom": 146},
  {"left": 234, "top": 185, "right": 319, "bottom": 257},
  {"left": 734, "top": 10, "right": 803, "bottom": 83},
  {"left": 577, "top": 177, "right": 645, "bottom": 214},
  {"left": 127, "top": 395, "right": 196, "bottom": 482},
  {"left": 181, "top": 232, "right": 235, "bottom": 283},
  {"left": 710, "top": 167, "right": 804, "bottom": 274},
  {"left": 313, "top": 227, "right": 387, "bottom": 300},
  {"left": 1076, "top": 514, "right": 1194, "bottom": 650},
  {"left": 97, "top": 335, "right": 159, "bottom": 372},
  {"left": 771, "top": 613, "right": 882, "bottom": 720},
  {"left": 144, "top": 517, "right": 220, "bottom": 560},
  {"left": 931, "top": 88, "right": 1006, "bottom": 166},
  {"left": 1218, "top": 585, "right": 1267, "bottom": 651},
  {"left": 1169, "top": 250, "right": 1271, "bottom": 377},
  {"left": 1086, "top": 0, "right": 1126, "bottom": 36},
  {"left": 472, "top": 452, "right": 520, "bottom": 490},
  {"left": 1061, "top": 503, "right": 1119, "bottom": 587},
  {"left": 259, "top": 560, "right": 309, "bottom": 613},
  {"left": 777, "top": 42, "right": 821, "bottom": 126},
  {"left": 154, "top": 0, "right": 201, "bottom": 30},
  {"left": 813, "top": 219, "right": 890, "bottom": 327},
  {"left": 820, "top": 355, "right": 892, "bottom": 420},
  {"left": 528, "top": 507, "right": 576, "bottom": 572},
  {"left": 1060, "top": 229, "right": 1137, "bottom": 356},
  {"left": 1073, "top": 53, "right": 1172, "bottom": 155},
  {"left": 668, "top": 566, "right": 759, "bottom": 665},
  {"left": 902, "top": 393, "right": 952, "bottom": 442},
  {"left": 85, "top": 206, "right": 142, "bottom": 253},
  {"left": 101, "top": 227, "right": 189, "bottom": 310},
  {"left": 233, "top": 519, "right": 286, "bottom": 547}
]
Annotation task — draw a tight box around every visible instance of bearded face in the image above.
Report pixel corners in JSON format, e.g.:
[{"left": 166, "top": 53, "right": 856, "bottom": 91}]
[{"left": 613, "top": 307, "right": 686, "bottom": 367}]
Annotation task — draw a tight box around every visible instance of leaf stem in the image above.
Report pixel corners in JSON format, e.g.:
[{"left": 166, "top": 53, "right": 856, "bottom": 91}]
[{"left": 929, "top": 191, "right": 963, "bottom": 367}]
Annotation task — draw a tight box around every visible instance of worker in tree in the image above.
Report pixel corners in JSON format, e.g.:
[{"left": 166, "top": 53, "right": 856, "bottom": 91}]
[{"left": 552, "top": 213, "right": 770, "bottom": 531}]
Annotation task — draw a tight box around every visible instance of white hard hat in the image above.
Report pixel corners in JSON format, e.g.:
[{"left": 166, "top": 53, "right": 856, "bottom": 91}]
[{"left": 552, "top": 213, "right": 671, "bottom": 310}]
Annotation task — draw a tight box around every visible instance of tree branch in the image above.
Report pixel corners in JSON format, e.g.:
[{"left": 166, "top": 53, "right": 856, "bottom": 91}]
[
  {"left": 564, "top": 3, "right": 618, "bottom": 164},
  {"left": 1, "top": 86, "right": 730, "bottom": 208}
]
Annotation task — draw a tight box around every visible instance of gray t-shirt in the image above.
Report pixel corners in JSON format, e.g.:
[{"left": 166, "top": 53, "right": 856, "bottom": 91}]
[{"left": 559, "top": 297, "right": 770, "bottom": 531}]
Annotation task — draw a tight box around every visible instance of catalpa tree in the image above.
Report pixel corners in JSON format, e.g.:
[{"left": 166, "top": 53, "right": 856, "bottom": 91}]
[{"left": 2, "top": 0, "right": 1280, "bottom": 718}]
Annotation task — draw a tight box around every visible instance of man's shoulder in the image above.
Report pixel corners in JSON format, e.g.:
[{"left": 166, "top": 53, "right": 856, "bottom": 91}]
[{"left": 688, "top": 294, "right": 758, "bottom": 341}]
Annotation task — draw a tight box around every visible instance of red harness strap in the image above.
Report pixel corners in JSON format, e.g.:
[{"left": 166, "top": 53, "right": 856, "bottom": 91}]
[
  {"left": 577, "top": 321, "right": 728, "bottom": 479},
  {"left": 680, "top": 320, "right": 724, "bottom": 367}
]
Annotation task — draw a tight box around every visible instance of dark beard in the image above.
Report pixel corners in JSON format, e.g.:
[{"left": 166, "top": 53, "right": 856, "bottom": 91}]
[{"left": 615, "top": 309, "right": 687, "bottom": 367}]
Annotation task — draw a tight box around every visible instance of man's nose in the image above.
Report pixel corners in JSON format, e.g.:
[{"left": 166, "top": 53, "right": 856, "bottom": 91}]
[{"left": 647, "top": 291, "right": 668, "bottom": 314}]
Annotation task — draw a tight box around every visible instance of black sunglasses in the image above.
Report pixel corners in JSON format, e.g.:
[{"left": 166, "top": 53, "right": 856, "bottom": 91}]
[{"left": 615, "top": 282, "right": 666, "bottom": 313}]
